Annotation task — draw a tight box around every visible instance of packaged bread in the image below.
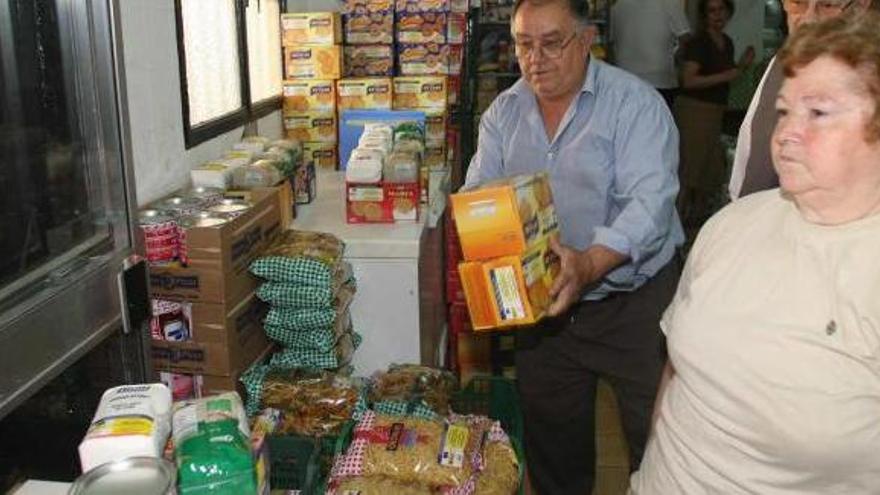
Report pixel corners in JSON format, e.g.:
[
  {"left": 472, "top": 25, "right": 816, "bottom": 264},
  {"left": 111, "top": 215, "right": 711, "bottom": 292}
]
[
  {"left": 343, "top": 12, "right": 394, "bottom": 44},
  {"left": 284, "top": 45, "right": 342, "bottom": 80},
  {"left": 284, "top": 112, "right": 338, "bottom": 144},
  {"left": 396, "top": 12, "right": 447, "bottom": 44},
  {"left": 231, "top": 159, "right": 283, "bottom": 189},
  {"left": 393, "top": 76, "right": 448, "bottom": 109},
  {"left": 260, "top": 370, "right": 360, "bottom": 437},
  {"left": 283, "top": 79, "right": 336, "bottom": 113},
  {"left": 281, "top": 12, "right": 343, "bottom": 46},
  {"left": 190, "top": 159, "right": 239, "bottom": 189},
  {"left": 343, "top": 45, "right": 394, "bottom": 77},
  {"left": 233, "top": 136, "right": 271, "bottom": 153},
  {"left": 398, "top": 43, "right": 450, "bottom": 76}
]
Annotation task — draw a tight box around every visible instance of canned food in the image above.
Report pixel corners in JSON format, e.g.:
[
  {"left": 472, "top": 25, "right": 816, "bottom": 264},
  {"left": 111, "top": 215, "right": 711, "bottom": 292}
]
[
  {"left": 157, "top": 195, "right": 202, "bottom": 217},
  {"left": 207, "top": 199, "right": 252, "bottom": 218},
  {"left": 68, "top": 456, "right": 177, "bottom": 495},
  {"left": 139, "top": 210, "right": 178, "bottom": 264},
  {"left": 184, "top": 186, "right": 224, "bottom": 207},
  {"left": 177, "top": 213, "right": 228, "bottom": 265}
]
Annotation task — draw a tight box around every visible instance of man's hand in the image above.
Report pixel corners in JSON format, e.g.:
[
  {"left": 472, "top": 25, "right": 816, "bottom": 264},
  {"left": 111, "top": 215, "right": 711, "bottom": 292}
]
[{"left": 547, "top": 237, "right": 629, "bottom": 316}]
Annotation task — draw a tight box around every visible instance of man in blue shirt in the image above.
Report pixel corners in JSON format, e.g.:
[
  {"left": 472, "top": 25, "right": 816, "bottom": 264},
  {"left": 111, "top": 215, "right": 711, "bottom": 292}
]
[{"left": 464, "top": 0, "right": 683, "bottom": 493}]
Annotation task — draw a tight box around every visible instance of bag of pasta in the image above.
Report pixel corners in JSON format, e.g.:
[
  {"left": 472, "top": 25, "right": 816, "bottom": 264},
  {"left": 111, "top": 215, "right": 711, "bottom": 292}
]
[
  {"left": 449, "top": 414, "right": 519, "bottom": 495},
  {"left": 260, "top": 370, "right": 360, "bottom": 436},
  {"left": 331, "top": 475, "right": 436, "bottom": 495},
  {"left": 369, "top": 364, "right": 457, "bottom": 419},
  {"left": 249, "top": 230, "right": 347, "bottom": 286},
  {"left": 331, "top": 411, "right": 487, "bottom": 489}
]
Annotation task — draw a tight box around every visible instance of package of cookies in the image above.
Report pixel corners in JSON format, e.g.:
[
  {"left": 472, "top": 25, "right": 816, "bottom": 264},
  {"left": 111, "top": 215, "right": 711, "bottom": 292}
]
[
  {"left": 337, "top": 78, "right": 393, "bottom": 110},
  {"left": 392, "top": 76, "right": 447, "bottom": 109},
  {"left": 343, "top": 0, "right": 394, "bottom": 15},
  {"left": 396, "top": 12, "right": 447, "bottom": 44},
  {"left": 281, "top": 12, "right": 343, "bottom": 46},
  {"left": 343, "top": 11, "right": 394, "bottom": 44},
  {"left": 283, "top": 80, "right": 336, "bottom": 113},
  {"left": 346, "top": 183, "right": 392, "bottom": 223},
  {"left": 385, "top": 182, "right": 420, "bottom": 221},
  {"left": 423, "top": 109, "right": 447, "bottom": 145},
  {"left": 397, "top": 43, "right": 450, "bottom": 76},
  {"left": 343, "top": 45, "right": 394, "bottom": 77},
  {"left": 284, "top": 112, "right": 338, "bottom": 144},
  {"left": 284, "top": 45, "right": 343, "bottom": 80},
  {"left": 395, "top": 0, "right": 449, "bottom": 13}
]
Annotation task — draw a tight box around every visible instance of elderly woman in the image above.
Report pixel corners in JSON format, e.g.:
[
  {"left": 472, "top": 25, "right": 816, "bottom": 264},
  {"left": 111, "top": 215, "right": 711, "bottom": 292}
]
[{"left": 629, "top": 12, "right": 880, "bottom": 494}]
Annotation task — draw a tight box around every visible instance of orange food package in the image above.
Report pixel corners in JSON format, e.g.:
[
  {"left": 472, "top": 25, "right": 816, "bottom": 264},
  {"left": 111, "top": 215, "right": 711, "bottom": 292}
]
[
  {"left": 281, "top": 12, "right": 343, "bottom": 46},
  {"left": 343, "top": 45, "right": 395, "bottom": 77},
  {"left": 336, "top": 78, "right": 393, "bottom": 110},
  {"left": 392, "top": 76, "right": 447, "bottom": 109},
  {"left": 282, "top": 80, "right": 336, "bottom": 113},
  {"left": 303, "top": 142, "right": 338, "bottom": 169},
  {"left": 284, "top": 45, "right": 343, "bottom": 80},
  {"left": 284, "top": 112, "right": 338, "bottom": 144}
]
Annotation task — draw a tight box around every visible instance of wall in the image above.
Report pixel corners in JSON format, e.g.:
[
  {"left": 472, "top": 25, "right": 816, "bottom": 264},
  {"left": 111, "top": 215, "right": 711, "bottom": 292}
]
[
  {"left": 118, "top": 0, "right": 283, "bottom": 206},
  {"left": 286, "top": 0, "right": 342, "bottom": 12}
]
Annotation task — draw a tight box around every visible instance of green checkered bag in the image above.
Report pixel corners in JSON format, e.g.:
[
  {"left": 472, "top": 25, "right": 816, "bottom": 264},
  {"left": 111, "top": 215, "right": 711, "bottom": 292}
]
[
  {"left": 240, "top": 363, "right": 271, "bottom": 416},
  {"left": 373, "top": 400, "right": 440, "bottom": 420},
  {"left": 249, "top": 230, "right": 345, "bottom": 284},
  {"left": 264, "top": 306, "right": 336, "bottom": 330},
  {"left": 256, "top": 282, "right": 334, "bottom": 308},
  {"left": 250, "top": 256, "right": 336, "bottom": 286},
  {"left": 264, "top": 325, "right": 336, "bottom": 350},
  {"left": 268, "top": 331, "right": 362, "bottom": 371}
]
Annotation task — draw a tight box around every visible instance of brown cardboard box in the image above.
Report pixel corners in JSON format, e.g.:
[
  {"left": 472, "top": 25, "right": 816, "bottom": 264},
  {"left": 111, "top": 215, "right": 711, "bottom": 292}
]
[
  {"left": 392, "top": 76, "right": 448, "bottom": 109},
  {"left": 398, "top": 43, "right": 450, "bottom": 76},
  {"left": 343, "top": 45, "right": 394, "bottom": 77},
  {"left": 149, "top": 188, "right": 282, "bottom": 304},
  {"left": 336, "top": 77, "right": 393, "bottom": 110},
  {"left": 284, "top": 112, "right": 338, "bottom": 144},
  {"left": 284, "top": 45, "right": 343, "bottom": 80},
  {"left": 303, "top": 141, "right": 338, "bottom": 169},
  {"left": 151, "top": 293, "right": 271, "bottom": 376},
  {"left": 282, "top": 79, "right": 337, "bottom": 113},
  {"left": 281, "top": 12, "right": 343, "bottom": 46}
]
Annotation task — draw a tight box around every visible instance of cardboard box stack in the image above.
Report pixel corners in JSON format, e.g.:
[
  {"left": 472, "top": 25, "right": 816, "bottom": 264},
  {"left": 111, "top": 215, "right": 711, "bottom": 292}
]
[
  {"left": 282, "top": 12, "right": 343, "bottom": 171},
  {"left": 392, "top": 75, "right": 447, "bottom": 204},
  {"left": 450, "top": 172, "right": 562, "bottom": 330}
]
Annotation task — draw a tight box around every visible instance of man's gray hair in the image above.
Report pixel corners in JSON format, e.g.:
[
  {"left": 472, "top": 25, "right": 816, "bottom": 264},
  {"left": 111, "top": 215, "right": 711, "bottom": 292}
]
[{"left": 512, "top": 0, "right": 591, "bottom": 27}]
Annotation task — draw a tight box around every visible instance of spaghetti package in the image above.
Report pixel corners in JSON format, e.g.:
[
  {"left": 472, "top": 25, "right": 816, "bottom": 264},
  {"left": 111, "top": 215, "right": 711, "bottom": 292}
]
[
  {"left": 259, "top": 370, "right": 360, "bottom": 436},
  {"left": 369, "top": 364, "right": 457, "bottom": 417}
]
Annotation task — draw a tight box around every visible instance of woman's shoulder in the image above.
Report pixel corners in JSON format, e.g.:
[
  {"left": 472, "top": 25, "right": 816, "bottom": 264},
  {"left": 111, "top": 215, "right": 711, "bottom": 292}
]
[{"left": 697, "top": 190, "right": 787, "bottom": 243}]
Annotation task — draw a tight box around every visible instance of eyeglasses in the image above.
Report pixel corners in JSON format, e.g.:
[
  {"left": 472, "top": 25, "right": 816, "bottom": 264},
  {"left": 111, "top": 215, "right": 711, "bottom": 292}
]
[
  {"left": 783, "top": 0, "right": 855, "bottom": 16},
  {"left": 514, "top": 32, "right": 579, "bottom": 60}
]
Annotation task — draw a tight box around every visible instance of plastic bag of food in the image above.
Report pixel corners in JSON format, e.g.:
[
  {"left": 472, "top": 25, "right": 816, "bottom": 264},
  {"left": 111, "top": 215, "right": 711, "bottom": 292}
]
[
  {"left": 173, "top": 392, "right": 256, "bottom": 494},
  {"left": 262, "top": 281, "right": 353, "bottom": 330},
  {"left": 231, "top": 159, "right": 283, "bottom": 189},
  {"left": 331, "top": 475, "right": 437, "bottom": 495},
  {"left": 331, "top": 411, "right": 487, "bottom": 489},
  {"left": 268, "top": 330, "right": 361, "bottom": 371},
  {"left": 385, "top": 150, "right": 420, "bottom": 183},
  {"left": 260, "top": 370, "right": 361, "bottom": 436},
  {"left": 256, "top": 281, "right": 335, "bottom": 308},
  {"left": 369, "top": 364, "right": 457, "bottom": 418},
  {"left": 249, "top": 230, "right": 345, "bottom": 285},
  {"left": 446, "top": 414, "right": 520, "bottom": 495},
  {"left": 265, "top": 308, "right": 351, "bottom": 349}
]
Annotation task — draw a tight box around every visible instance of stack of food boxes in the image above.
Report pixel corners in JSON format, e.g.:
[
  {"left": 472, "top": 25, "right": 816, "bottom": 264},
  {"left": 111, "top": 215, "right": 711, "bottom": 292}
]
[
  {"left": 281, "top": 12, "right": 343, "bottom": 174},
  {"left": 450, "top": 172, "right": 561, "bottom": 330}
]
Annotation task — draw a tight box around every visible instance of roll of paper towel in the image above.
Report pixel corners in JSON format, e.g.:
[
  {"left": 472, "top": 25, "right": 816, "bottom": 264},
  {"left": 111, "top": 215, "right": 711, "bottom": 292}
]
[{"left": 78, "top": 383, "right": 173, "bottom": 473}]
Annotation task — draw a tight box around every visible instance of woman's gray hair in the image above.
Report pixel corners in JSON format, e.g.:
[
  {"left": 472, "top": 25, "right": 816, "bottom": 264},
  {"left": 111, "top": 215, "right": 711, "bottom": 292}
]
[{"left": 512, "top": 0, "right": 592, "bottom": 29}]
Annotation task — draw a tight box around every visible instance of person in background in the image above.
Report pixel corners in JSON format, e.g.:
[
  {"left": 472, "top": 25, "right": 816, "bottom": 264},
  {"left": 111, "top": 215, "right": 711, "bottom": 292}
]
[
  {"left": 611, "top": 0, "right": 691, "bottom": 109},
  {"left": 728, "top": 0, "right": 871, "bottom": 199},
  {"left": 465, "top": 0, "right": 683, "bottom": 493},
  {"left": 675, "top": 0, "right": 754, "bottom": 226},
  {"left": 630, "top": 13, "right": 880, "bottom": 493}
]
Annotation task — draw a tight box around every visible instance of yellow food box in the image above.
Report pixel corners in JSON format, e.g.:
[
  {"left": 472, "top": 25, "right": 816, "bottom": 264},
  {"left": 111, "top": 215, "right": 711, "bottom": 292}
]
[
  {"left": 284, "top": 45, "right": 343, "bottom": 80},
  {"left": 303, "top": 141, "right": 338, "bottom": 169},
  {"left": 392, "top": 76, "right": 447, "bottom": 109},
  {"left": 458, "top": 238, "right": 560, "bottom": 330},
  {"left": 284, "top": 112, "right": 337, "bottom": 144},
  {"left": 336, "top": 77, "right": 393, "bottom": 110},
  {"left": 281, "top": 12, "right": 343, "bottom": 46},
  {"left": 424, "top": 108, "right": 447, "bottom": 145},
  {"left": 282, "top": 80, "right": 336, "bottom": 113},
  {"left": 450, "top": 171, "right": 559, "bottom": 261}
]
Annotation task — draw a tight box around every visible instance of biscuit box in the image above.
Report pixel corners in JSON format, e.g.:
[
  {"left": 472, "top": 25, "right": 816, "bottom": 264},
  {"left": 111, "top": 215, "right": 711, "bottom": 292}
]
[
  {"left": 424, "top": 108, "right": 447, "bottom": 145},
  {"left": 392, "top": 75, "right": 448, "bottom": 109},
  {"left": 281, "top": 12, "right": 343, "bottom": 46},
  {"left": 396, "top": 11, "right": 447, "bottom": 44},
  {"left": 343, "top": 11, "right": 394, "bottom": 44},
  {"left": 345, "top": 182, "right": 420, "bottom": 223},
  {"left": 343, "top": 45, "right": 394, "bottom": 77},
  {"left": 337, "top": 77, "right": 393, "bottom": 110},
  {"left": 282, "top": 80, "right": 336, "bottom": 113},
  {"left": 458, "top": 238, "right": 561, "bottom": 330},
  {"left": 395, "top": 0, "right": 449, "bottom": 13},
  {"left": 398, "top": 43, "right": 450, "bottom": 75},
  {"left": 283, "top": 45, "right": 342, "bottom": 80},
  {"left": 450, "top": 171, "right": 559, "bottom": 260},
  {"left": 343, "top": 0, "right": 394, "bottom": 14},
  {"left": 303, "top": 141, "right": 338, "bottom": 169},
  {"left": 284, "top": 112, "right": 338, "bottom": 144}
]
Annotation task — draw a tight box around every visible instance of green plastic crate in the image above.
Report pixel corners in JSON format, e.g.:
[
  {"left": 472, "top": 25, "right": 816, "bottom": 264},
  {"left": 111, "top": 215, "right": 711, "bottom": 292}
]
[{"left": 267, "top": 434, "right": 321, "bottom": 493}]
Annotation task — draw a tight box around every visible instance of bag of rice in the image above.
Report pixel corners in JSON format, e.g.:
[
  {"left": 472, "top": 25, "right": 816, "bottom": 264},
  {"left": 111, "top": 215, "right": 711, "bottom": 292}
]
[{"left": 173, "top": 392, "right": 256, "bottom": 494}]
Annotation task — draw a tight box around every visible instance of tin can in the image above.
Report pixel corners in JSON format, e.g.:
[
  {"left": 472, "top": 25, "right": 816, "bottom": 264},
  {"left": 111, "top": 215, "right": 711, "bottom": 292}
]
[
  {"left": 139, "top": 210, "right": 178, "bottom": 264},
  {"left": 207, "top": 199, "right": 252, "bottom": 218},
  {"left": 177, "top": 213, "right": 228, "bottom": 265},
  {"left": 157, "top": 195, "right": 202, "bottom": 218},
  {"left": 185, "top": 186, "right": 225, "bottom": 208},
  {"left": 68, "top": 456, "right": 177, "bottom": 495}
]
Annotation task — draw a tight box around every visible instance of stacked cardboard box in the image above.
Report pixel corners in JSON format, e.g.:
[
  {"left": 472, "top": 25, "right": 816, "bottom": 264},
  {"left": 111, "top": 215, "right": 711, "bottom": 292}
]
[
  {"left": 281, "top": 12, "right": 343, "bottom": 170},
  {"left": 392, "top": 75, "right": 447, "bottom": 203}
]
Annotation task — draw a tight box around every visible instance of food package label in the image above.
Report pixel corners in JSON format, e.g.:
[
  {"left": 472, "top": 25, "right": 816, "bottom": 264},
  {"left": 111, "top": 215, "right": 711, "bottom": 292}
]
[
  {"left": 393, "top": 75, "right": 448, "bottom": 109},
  {"left": 337, "top": 77, "right": 393, "bottom": 109},
  {"left": 343, "top": 11, "right": 394, "bottom": 44},
  {"left": 398, "top": 43, "right": 450, "bottom": 76},
  {"left": 396, "top": 11, "right": 447, "bottom": 44},
  {"left": 343, "top": 0, "right": 395, "bottom": 15},
  {"left": 284, "top": 45, "right": 343, "bottom": 80},
  {"left": 281, "top": 12, "right": 343, "bottom": 46},
  {"left": 343, "top": 45, "right": 394, "bottom": 77},
  {"left": 303, "top": 141, "right": 339, "bottom": 169},
  {"left": 284, "top": 112, "right": 338, "bottom": 144},
  {"left": 283, "top": 79, "right": 336, "bottom": 113}
]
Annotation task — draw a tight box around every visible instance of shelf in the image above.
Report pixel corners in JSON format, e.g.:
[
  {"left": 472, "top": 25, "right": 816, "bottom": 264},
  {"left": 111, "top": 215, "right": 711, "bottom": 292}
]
[{"left": 476, "top": 71, "right": 521, "bottom": 78}]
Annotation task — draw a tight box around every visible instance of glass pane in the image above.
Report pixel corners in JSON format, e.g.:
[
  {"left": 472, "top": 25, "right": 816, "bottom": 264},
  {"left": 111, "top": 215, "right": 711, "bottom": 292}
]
[
  {"left": 180, "top": 0, "right": 243, "bottom": 125},
  {"left": 246, "top": 0, "right": 282, "bottom": 104},
  {"left": 0, "top": 0, "right": 111, "bottom": 292}
]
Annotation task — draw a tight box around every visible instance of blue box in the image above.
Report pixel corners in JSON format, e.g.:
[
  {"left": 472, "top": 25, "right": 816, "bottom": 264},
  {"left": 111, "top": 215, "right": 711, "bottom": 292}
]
[{"left": 338, "top": 109, "right": 426, "bottom": 170}]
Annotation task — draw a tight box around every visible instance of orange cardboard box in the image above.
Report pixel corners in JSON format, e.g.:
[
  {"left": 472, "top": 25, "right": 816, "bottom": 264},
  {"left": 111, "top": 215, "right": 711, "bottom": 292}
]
[
  {"left": 303, "top": 141, "right": 338, "bottom": 169},
  {"left": 336, "top": 77, "right": 393, "bottom": 110},
  {"left": 284, "top": 45, "right": 343, "bottom": 80},
  {"left": 450, "top": 171, "right": 558, "bottom": 261},
  {"left": 458, "top": 238, "right": 560, "bottom": 330},
  {"left": 281, "top": 12, "right": 343, "bottom": 46},
  {"left": 282, "top": 79, "right": 336, "bottom": 113},
  {"left": 392, "top": 76, "right": 447, "bottom": 109},
  {"left": 284, "top": 112, "right": 338, "bottom": 144}
]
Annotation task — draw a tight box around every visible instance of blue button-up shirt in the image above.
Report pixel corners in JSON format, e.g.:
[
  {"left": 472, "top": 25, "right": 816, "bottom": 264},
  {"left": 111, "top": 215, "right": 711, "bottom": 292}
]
[{"left": 464, "top": 59, "right": 684, "bottom": 300}]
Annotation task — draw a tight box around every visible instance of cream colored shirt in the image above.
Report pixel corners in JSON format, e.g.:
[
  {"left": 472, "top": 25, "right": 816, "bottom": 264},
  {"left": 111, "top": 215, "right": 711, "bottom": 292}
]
[{"left": 630, "top": 190, "right": 880, "bottom": 494}]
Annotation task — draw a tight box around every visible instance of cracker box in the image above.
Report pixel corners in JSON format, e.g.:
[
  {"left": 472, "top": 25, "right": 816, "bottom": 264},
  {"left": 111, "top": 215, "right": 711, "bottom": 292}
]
[
  {"left": 396, "top": 11, "right": 447, "bottom": 44},
  {"left": 284, "top": 45, "right": 343, "bottom": 80},
  {"left": 281, "top": 12, "right": 343, "bottom": 46},
  {"left": 343, "top": 0, "right": 394, "bottom": 14},
  {"left": 450, "top": 171, "right": 559, "bottom": 261},
  {"left": 343, "top": 45, "right": 394, "bottom": 77},
  {"left": 398, "top": 43, "right": 450, "bottom": 76},
  {"left": 337, "top": 77, "right": 393, "bottom": 110},
  {"left": 282, "top": 80, "right": 336, "bottom": 113},
  {"left": 458, "top": 238, "right": 561, "bottom": 330},
  {"left": 284, "top": 112, "right": 338, "bottom": 144},
  {"left": 303, "top": 141, "right": 339, "bottom": 169},
  {"left": 343, "top": 11, "right": 394, "bottom": 44},
  {"left": 392, "top": 76, "right": 448, "bottom": 109},
  {"left": 395, "top": 0, "right": 449, "bottom": 13},
  {"left": 346, "top": 182, "right": 420, "bottom": 223},
  {"left": 424, "top": 109, "right": 447, "bottom": 145}
]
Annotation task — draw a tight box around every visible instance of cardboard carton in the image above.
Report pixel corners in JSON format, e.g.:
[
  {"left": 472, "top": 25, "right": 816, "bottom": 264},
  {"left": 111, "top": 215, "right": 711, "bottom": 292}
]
[
  {"left": 343, "top": 45, "right": 394, "bottom": 77},
  {"left": 343, "top": 11, "right": 394, "bottom": 44},
  {"left": 346, "top": 181, "right": 420, "bottom": 223},
  {"left": 284, "top": 112, "right": 338, "bottom": 144},
  {"left": 282, "top": 79, "right": 337, "bottom": 113},
  {"left": 392, "top": 75, "right": 448, "bottom": 109},
  {"left": 284, "top": 45, "right": 343, "bottom": 80},
  {"left": 336, "top": 77, "right": 393, "bottom": 110},
  {"left": 398, "top": 43, "right": 450, "bottom": 76},
  {"left": 424, "top": 109, "right": 447, "bottom": 145},
  {"left": 303, "top": 141, "right": 338, "bottom": 169},
  {"left": 281, "top": 12, "right": 343, "bottom": 46},
  {"left": 396, "top": 12, "right": 447, "bottom": 44}
]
